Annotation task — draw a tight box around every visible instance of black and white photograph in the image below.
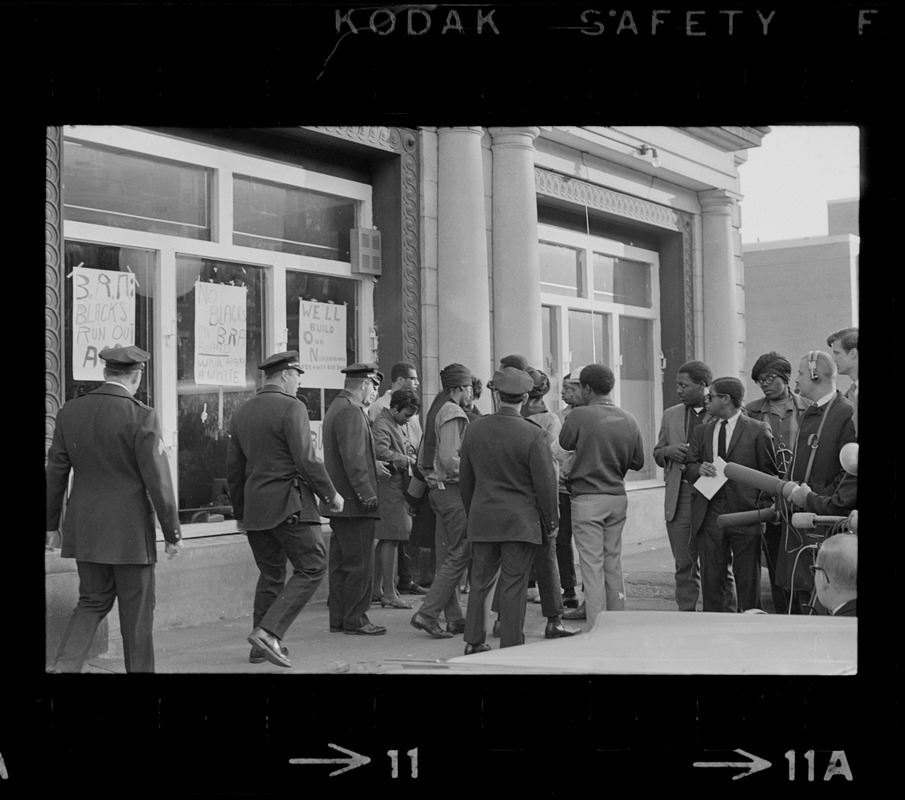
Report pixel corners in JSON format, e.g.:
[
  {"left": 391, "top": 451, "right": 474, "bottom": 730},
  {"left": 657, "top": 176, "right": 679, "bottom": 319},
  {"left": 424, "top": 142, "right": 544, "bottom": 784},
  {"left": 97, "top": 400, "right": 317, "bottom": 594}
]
[{"left": 10, "top": 0, "right": 896, "bottom": 794}]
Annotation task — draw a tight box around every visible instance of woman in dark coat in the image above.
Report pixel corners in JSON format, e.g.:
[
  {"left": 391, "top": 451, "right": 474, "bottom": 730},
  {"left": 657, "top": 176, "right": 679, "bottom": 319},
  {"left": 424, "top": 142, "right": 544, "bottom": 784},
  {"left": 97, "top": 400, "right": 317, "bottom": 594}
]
[{"left": 371, "top": 389, "right": 421, "bottom": 608}]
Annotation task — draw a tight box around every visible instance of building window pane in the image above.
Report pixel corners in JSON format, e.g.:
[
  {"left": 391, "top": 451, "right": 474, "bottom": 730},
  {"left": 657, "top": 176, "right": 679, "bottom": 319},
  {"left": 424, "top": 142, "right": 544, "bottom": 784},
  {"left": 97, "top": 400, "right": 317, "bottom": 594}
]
[
  {"left": 593, "top": 254, "right": 651, "bottom": 307},
  {"left": 63, "top": 140, "right": 210, "bottom": 239},
  {"left": 285, "top": 271, "right": 357, "bottom": 425},
  {"left": 64, "top": 241, "right": 156, "bottom": 404},
  {"left": 234, "top": 175, "right": 355, "bottom": 260},
  {"left": 620, "top": 316, "right": 655, "bottom": 481},
  {"left": 175, "top": 257, "right": 266, "bottom": 523},
  {"left": 539, "top": 241, "right": 583, "bottom": 297},
  {"left": 568, "top": 309, "right": 609, "bottom": 370}
]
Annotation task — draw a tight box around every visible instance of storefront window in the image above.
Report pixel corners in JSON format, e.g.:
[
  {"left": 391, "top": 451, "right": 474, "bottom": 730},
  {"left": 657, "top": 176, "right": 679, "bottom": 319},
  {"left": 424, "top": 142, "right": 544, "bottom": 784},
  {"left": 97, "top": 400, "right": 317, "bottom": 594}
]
[
  {"left": 539, "top": 241, "right": 583, "bottom": 297},
  {"left": 175, "top": 257, "right": 266, "bottom": 524},
  {"left": 233, "top": 176, "right": 355, "bottom": 260},
  {"left": 63, "top": 140, "right": 210, "bottom": 239},
  {"left": 64, "top": 241, "right": 156, "bottom": 405}
]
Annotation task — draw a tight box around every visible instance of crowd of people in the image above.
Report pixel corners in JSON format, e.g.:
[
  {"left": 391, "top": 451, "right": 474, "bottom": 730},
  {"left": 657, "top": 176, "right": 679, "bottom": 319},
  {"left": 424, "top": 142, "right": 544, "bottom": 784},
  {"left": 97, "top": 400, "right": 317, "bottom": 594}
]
[{"left": 45, "top": 326, "right": 858, "bottom": 672}]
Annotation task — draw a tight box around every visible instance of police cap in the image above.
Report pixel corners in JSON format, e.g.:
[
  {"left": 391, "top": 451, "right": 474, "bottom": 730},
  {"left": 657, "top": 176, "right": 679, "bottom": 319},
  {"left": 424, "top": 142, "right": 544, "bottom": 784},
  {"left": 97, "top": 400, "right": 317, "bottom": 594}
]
[
  {"left": 99, "top": 345, "right": 150, "bottom": 370},
  {"left": 257, "top": 350, "right": 304, "bottom": 375},
  {"left": 341, "top": 362, "right": 384, "bottom": 386},
  {"left": 490, "top": 366, "right": 534, "bottom": 395}
]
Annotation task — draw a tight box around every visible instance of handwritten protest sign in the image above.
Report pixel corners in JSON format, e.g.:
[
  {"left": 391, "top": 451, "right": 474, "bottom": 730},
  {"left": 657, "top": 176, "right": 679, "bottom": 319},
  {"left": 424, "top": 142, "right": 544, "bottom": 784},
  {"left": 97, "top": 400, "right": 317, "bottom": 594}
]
[
  {"left": 194, "top": 281, "right": 247, "bottom": 387},
  {"left": 72, "top": 267, "right": 137, "bottom": 381},
  {"left": 297, "top": 300, "right": 347, "bottom": 388}
]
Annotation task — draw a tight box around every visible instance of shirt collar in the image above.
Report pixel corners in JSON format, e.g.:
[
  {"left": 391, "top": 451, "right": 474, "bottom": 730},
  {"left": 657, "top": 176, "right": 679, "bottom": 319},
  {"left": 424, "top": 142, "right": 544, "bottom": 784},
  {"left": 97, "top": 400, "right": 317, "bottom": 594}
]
[
  {"left": 815, "top": 389, "right": 836, "bottom": 407},
  {"left": 103, "top": 379, "right": 133, "bottom": 393}
]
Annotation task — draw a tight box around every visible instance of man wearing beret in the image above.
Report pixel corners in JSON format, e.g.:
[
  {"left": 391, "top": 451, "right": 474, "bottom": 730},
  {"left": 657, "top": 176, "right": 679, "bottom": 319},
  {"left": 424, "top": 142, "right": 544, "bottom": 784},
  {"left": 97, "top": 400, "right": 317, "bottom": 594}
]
[
  {"left": 46, "top": 345, "right": 182, "bottom": 673},
  {"left": 744, "top": 351, "right": 812, "bottom": 613},
  {"left": 410, "top": 363, "right": 474, "bottom": 639},
  {"left": 322, "top": 363, "right": 389, "bottom": 635},
  {"left": 228, "top": 351, "right": 344, "bottom": 667},
  {"left": 459, "top": 367, "right": 562, "bottom": 652},
  {"left": 685, "top": 377, "right": 778, "bottom": 612}
]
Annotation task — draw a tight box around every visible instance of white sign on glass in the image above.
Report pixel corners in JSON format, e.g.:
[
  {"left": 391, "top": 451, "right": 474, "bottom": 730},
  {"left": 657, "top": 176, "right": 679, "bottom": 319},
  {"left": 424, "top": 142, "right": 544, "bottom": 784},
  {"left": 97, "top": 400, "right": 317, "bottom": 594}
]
[
  {"left": 194, "top": 281, "right": 247, "bottom": 387},
  {"left": 297, "top": 300, "right": 346, "bottom": 389},
  {"left": 71, "top": 266, "right": 137, "bottom": 381}
]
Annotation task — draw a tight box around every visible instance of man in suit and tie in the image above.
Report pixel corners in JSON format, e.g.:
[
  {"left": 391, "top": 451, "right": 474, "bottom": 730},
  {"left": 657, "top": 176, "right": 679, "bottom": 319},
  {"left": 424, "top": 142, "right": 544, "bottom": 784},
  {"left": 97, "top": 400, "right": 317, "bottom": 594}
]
[
  {"left": 45, "top": 345, "right": 182, "bottom": 673},
  {"left": 228, "top": 350, "right": 344, "bottom": 668},
  {"left": 653, "top": 360, "right": 714, "bottom": 611},
  {"left": 459, "top": 367, "right": 561, "bottom": 651},
  {"left": 827, "top": 327, "right": 858, "bottom": 435},
  {"left": 812, "top": 534, "right": 857, "bottom": 617},
  {"left": 685, "top": 377, "right": 778, "bottom": 612}
]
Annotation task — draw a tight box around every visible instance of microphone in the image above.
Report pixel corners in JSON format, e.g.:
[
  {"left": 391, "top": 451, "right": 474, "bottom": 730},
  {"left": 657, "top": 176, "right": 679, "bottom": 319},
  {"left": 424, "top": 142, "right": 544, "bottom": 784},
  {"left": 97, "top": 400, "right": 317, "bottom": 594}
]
[
  {"left": 723, "top": 462, "right": 797, "bottom": 499},
  {"left": 716, "top": 507, "right": 778, "bottom": 529},
  {"left": 791, "top": 512, "right": 849, "bottom": 530},
  {"left": 839, "top": 442, "right": 858, "bottom": 476}
]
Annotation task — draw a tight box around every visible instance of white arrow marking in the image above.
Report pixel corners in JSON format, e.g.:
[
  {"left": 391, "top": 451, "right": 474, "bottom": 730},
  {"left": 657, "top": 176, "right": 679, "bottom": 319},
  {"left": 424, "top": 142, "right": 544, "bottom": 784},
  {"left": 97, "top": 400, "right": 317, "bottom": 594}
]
[
  {"left": 693, "top": 749, "right": 772, "bottom": 780},
  {"left": 289, "top": 743, "right": 371, "bottom": 777}
]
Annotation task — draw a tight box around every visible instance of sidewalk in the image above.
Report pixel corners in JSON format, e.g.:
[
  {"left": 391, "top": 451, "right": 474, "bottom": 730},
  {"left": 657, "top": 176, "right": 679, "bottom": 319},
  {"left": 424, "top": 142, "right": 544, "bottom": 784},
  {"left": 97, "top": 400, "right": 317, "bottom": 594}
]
[{"left": 80, "top": 536, "right": 772, "bottom": 674}]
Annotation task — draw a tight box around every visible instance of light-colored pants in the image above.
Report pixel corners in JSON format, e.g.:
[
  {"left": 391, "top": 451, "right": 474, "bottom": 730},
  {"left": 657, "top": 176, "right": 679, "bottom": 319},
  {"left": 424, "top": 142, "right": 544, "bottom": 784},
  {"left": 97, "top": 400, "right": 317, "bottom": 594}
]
[{"left": 571, "top": 493, "right": 628, "bottom": 628}]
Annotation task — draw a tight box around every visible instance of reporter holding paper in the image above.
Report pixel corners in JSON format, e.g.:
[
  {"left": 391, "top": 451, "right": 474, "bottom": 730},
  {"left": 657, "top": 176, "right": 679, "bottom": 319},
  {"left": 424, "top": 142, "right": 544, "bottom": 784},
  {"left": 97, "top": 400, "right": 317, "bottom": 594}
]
[{"left": 684, "top": 377, "right": 778, "bottom": 612}]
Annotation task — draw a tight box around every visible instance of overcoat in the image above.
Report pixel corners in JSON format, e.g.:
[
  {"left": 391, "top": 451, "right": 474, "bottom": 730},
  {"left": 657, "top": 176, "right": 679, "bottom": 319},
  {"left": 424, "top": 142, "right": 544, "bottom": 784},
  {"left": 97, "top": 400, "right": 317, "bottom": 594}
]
[
  {"left": 459, "top": 406, "right": 558, "bottom": 543},
  {"left": 227, "top": 385, "right": 336, "bottom": 529},
  {"left": 45, "top": 383, "right": 181, "bottom": 563}
]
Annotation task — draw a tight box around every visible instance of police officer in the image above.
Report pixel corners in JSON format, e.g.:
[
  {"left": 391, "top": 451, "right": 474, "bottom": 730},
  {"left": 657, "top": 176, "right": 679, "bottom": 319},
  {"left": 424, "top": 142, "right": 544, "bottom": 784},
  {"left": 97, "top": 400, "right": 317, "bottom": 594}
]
[
  {"left": 322, "top": 362, "right": 389, "bottom": 635},
  {"left": 228, "top": 350, "right": 343, "bottom": 668},
  {"left": 46, "top": 345, "right": 182, "bottom": 673}
]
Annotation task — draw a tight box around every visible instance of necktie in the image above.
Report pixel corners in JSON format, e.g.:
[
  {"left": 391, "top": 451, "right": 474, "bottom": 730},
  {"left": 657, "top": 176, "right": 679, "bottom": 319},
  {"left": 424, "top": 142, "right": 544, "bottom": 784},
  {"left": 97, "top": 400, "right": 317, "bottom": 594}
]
[{"left": 718, "top": 420, "right": 727, "bottom": 460}]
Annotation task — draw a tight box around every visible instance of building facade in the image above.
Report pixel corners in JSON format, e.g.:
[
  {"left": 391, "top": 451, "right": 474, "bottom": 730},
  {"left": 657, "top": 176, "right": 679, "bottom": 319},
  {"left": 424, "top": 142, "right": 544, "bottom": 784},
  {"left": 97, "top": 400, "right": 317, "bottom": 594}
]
[
  {"left": 45, "top": 125, "right": 767, "bottom": 659},
  {"left": 742, "top": 199, "right": 859, "bottom": 399}
]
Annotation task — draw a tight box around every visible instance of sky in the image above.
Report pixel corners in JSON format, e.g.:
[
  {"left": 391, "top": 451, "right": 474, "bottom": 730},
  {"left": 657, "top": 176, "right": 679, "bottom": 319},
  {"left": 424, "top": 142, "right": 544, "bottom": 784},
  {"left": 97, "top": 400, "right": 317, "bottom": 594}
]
[{"left": 737, "top": 125, "right": 860, "bottom": 244}]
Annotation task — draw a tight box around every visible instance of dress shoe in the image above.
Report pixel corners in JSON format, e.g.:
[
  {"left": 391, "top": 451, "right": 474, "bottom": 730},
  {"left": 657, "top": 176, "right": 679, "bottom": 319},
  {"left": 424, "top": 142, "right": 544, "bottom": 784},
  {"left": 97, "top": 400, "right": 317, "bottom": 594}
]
[
  {"left": 492, "top": 619, "right": 501, "bottom": 638},
  {"left": 562, "top": 603, "right": 586, "bottom": 620},
  {"left": 410, "top": 611, "right": 454, "bottom": 639},
  {"left": 398, "top": 582, "right": 428, "bottom": 595},
  {"left": 329, "top": 625, "right": 344, "bottom": 633},
  {"left": 563, "top": 594, "right": 580, "bottom": 609},
  {"left": 249, "top": 643, "right": 289, "bottom": 664},
  {"left": 464, "top": 643, "right": 492, "bottom": 655},
  {"left": 344, "top": 623, "right": 387, "bottom": 636},
  {"left": 379, "top": 595, "right": 413, "bottom": 609},
  {"left": 446, "top": 619, "right": 466, "bottom": 634},
  {"left": 544, "top": 621, "right": 581, "bottom": 639},
  {"left": 247, "top": 628, "right": 292, "bottom": 668}
]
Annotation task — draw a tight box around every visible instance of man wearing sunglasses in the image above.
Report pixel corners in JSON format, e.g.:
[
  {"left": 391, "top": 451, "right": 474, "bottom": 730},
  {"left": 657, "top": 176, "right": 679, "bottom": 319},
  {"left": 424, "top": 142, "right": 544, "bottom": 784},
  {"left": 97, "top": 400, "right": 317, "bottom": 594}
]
[
  {"left": 744, "top": 351, "right": 812, "bottom": 613},
  {"left": 685, "top": 377, "right": 778, "bottom": 612}
]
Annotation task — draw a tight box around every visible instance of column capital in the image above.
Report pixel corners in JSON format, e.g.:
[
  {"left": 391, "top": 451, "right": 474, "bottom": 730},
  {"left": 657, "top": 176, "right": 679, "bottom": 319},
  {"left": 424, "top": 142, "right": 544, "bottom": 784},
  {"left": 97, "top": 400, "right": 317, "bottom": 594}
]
[
  {"left": 699, "top": 188, "right": 739, "bottom": 214},
  {"left": 437, "top": 126, "right": 486, "bottom": 137},
  {"left": 488, "top": 127, "right": 540, "bottom": 149}
]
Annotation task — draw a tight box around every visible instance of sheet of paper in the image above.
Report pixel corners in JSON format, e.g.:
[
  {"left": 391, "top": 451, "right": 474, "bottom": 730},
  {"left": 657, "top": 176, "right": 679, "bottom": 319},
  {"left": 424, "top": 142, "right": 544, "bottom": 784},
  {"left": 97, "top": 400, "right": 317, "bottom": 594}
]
[{"left": 693, "top": 456, "right": 729, "bottom": 500}]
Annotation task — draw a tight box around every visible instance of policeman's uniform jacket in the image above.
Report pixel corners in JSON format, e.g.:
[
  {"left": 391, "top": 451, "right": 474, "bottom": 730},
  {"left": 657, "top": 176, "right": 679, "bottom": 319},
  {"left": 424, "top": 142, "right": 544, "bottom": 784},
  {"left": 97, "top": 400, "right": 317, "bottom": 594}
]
[
  {"left": 45, "top": 383, "right": 181, "bottom": 563},
  {"left": 459, "top": 406, "right": 559, "bottom": 543},
  {"left": 321, "top": 390, "right": 380, "bottom": 519},
  {"left": 227, "top": 385, "right": 337, "bottom": 529}
]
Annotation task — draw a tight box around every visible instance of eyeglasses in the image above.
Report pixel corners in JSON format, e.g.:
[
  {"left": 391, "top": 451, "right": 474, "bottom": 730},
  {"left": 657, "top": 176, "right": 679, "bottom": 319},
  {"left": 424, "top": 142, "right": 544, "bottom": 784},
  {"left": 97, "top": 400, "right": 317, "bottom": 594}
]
[
  {"left": 809, "top": 564, "right": 830, "bottom": 584},
  {"left": 756, "top": 374, "right": 778, "bottom": 387},
  {"left": 704, "top": 392, "right": 727, "bottom": 402}
]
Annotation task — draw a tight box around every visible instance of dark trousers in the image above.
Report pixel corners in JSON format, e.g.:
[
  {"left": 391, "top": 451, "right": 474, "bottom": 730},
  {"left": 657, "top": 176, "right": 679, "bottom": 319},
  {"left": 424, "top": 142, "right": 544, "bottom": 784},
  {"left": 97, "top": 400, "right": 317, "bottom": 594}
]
[
  {"left": 699, "top": 507, "right": 762, "bottom": 612},
  {"left": 466, "top": 541, "right": 536, "bottom": 648},
  {"left": 665, "top": 483, "right": 701, "bottom": 611},
  {"left": 419, "top": 486, "right": 470, "bottom": 624},
  {"left": 327, "top": 517, "right": 377, "bottom": 631},
  {"left": 54, "top": 561, "right": 156, "bottom": 673},
  {"left": 492, "top": 536, "right": 563, "bottom": 618},
  {"left": 246, "top": 521, "right": 327, "bottom": 639},
  {"left": 761, "top": 521, "right": 792, "bottom": 613},
  {"left": 556, "top": 493, "right": 577, "bottom": 593}
]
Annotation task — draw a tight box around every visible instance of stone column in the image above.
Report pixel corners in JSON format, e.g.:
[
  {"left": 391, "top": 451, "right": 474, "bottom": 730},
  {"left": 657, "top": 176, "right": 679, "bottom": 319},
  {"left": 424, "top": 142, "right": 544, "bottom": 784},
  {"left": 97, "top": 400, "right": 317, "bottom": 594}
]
[
  {"left": 437, "top": 127, "right": 493, "bottom": 397},
  {"left": 489, "top": 127, "right": 543, "bottom": 369},
  {"left": 700, "top": 189, "right": 740, "bottom": 378}
]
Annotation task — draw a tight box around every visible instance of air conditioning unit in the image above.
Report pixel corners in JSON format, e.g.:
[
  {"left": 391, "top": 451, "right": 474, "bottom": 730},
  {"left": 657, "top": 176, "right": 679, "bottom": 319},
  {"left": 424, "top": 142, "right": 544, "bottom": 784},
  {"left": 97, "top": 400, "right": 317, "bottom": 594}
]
[{"left": 350, "top": 227, "right": 382, "bottom": 276}]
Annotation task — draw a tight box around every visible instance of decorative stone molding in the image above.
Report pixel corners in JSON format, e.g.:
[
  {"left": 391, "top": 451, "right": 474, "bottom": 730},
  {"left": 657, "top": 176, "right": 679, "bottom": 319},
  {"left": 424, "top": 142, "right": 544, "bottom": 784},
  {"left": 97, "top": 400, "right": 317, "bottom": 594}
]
[
  {"left": 489, "top": 126, "right": 540, "bottom": 150},
  {"left": 46, "top": 126, "right": 64, "bottom": 456},
  {"left": 308, "top": 126, "right": 421, "bottom": 367},
  {"left": 678, "top": 211, "right": 695, "bottom": 360},
  {"left": 535, "top": 167, "right": 681, "bottom": 231}
]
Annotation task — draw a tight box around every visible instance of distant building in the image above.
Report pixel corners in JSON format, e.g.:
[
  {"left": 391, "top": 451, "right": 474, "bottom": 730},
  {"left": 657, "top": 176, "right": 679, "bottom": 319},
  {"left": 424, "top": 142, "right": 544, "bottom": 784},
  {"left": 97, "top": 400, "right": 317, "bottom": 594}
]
[{"left": 742, "top": 199, "right": 859, "bottom": 399}]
